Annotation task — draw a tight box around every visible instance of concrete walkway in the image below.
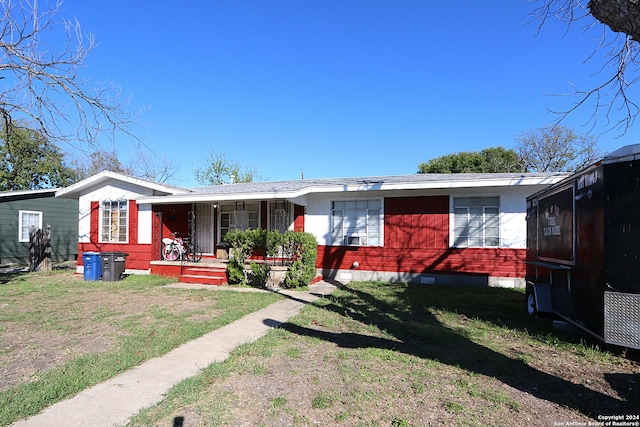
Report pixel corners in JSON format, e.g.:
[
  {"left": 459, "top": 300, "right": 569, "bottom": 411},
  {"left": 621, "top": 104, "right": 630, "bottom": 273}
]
[{"left": 12, "top": 281, "right": 337, "bottom": 427}]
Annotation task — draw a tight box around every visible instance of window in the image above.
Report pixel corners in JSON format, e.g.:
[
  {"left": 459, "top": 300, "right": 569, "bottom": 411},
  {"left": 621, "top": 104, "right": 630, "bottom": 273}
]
[
  {"left": 331, "top": 200, "right": 381, "bottom": 246},
  {"left": 453, "top": 197, "right": 500, "bottom": 247},
  {"left": 101, "top": 199, "right": 128, "bottom": 243},
  {"left": 219, "top": 202, "right": 259, "bottom": 241},
  {"left": 269, "top": 201, "right": 290, "bottom": 233},
  {"left": 19, "top": 210, "right": 42, "bottom": 242}
]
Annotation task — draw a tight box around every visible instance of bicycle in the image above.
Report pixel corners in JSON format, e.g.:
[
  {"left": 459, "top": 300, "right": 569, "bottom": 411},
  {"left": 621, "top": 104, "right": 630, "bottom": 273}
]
[{"left": 162, "top": 232, "right": 202, "bottom": 262}]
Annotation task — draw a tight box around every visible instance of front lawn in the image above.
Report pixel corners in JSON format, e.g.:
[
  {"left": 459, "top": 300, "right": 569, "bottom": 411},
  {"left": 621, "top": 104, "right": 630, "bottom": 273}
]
[
  {"left": 0, "top": 271, "right": 283, "bottom": 426},
  {"left": 129, "top": 281, "right": 640, "bottom": 426}
]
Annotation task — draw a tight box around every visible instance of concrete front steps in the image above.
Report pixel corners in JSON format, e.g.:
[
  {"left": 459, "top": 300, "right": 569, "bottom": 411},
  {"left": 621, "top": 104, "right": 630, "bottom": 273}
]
[
  {"left": 150, "top": 260, "right": 229, "bottom": 286},
  {"left": 178, "top": 266, "right": 227, "bottom": 285},
  {"left": 150, "top": 259, "right": 324, "bottom": 287}
]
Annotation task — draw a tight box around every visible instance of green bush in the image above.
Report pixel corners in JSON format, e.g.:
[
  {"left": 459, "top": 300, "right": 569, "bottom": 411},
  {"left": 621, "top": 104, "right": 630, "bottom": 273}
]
[
  {"left": 282, "top": 231, "right": 318, "bottom": 288},
  {"left": 245, "top": 229, "right": 283, "bottom": 261},
  {"left": 264, "top": 230, "right": 284, "bottom": 260},
  {"left": 224, "top": 229, "right": 317, "bottom": 289},
  {"left": 224, "top": 229, "right": 253, "bottom": 264},
  {"left": 249, "top": 261, "right": 271, "bottom": 286},
  {"left": 226, "top": 257, "right": 246, "bottom": 285}
]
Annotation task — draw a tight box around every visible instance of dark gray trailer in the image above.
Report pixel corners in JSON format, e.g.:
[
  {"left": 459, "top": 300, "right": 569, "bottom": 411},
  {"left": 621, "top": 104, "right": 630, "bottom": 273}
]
[{"left": 525, "top": 144, "right": 640, "bottom": 349}]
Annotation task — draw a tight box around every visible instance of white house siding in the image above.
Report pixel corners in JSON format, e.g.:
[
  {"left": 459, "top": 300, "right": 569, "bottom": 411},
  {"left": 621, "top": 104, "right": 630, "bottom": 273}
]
[
  {"left": 137, "top": 204, "right": 153, "bottom": 244},
  {"left": 303, "top": 185, "right": 533, "bottom": 249},
  {"left": 304, "top": 192, "right": 385, "bottom": 246},
  {"left": 77, "top": 183, "right": 155, "bottom": 243},
  {"left": 447, "top": 186, "right": 530, "bottom": 249}
]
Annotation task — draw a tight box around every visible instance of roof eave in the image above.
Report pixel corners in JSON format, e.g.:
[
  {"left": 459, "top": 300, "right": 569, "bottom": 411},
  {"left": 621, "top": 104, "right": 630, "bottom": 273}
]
[
  {"left": 56, "top": 171, "right": 191, "bottom": 198},
  {"left": 136, "top": 174, "right": 567, "bottom": 205},
  {"left": 0, "top": 188, "right": 58, "bottom": 199}
]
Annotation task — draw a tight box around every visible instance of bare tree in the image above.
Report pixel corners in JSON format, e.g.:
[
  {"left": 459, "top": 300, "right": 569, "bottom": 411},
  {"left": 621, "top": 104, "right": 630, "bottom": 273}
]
[
  {"left": 72, "top": 150, "right": 134, "bottom": 179},
  {"left": 133, "top": 151, "right": 179, "bottom": 183},
  {"left": 515, "top": 125, "right": 600, "bottom": 172},
  {"left": 70, "top": 149, "right": 178, "bottom": 183},
  {"left": 531, "top": 0, "right": 640, "bottom": 134},
  {"left": 0, "top": 0, "right": 138, "bottom": 148}
]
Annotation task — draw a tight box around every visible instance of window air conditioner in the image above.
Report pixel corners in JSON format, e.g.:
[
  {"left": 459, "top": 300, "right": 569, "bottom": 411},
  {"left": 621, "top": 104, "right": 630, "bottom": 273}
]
[{"left": 345, "top": 236, "right": 361, "bottom": 246}]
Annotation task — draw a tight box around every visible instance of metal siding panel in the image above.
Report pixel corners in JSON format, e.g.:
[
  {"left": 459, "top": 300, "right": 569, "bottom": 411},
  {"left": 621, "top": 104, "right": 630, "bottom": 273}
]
[
  {"left": 604, "top": 292, "right": 640, "bottom": 349},
  {"left": 573, "top": 166, "right": 606, "bottom": 333},
  {"left": 604, "top": 160, "right": 640, "bottom": 294}
]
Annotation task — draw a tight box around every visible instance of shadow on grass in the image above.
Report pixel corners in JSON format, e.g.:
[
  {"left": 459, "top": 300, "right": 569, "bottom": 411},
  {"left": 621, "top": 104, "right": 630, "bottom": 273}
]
[
  {"left": 269, "top": 281, "right": 639, "bottom": 418},
  {"left": 0, "top": 269, "right": 29, "bottom": 284},
  {"left": 0, "top": 263, "right": 76, "bottom": 284}
]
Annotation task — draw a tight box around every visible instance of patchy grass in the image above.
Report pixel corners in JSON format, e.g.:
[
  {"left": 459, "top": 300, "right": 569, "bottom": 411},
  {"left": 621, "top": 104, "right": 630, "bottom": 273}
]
[
  {"left": 0, "top": 271, "right": 283, "bottom": 426},
  {"left": 128, "top": 281, "right": 640, "bottom": 427}
]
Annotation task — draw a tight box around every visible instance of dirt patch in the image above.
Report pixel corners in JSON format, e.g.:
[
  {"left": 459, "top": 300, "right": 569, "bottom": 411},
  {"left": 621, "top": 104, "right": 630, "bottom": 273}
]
[{"left": 0, "top": 273, "right": 220, "bottom": 392}]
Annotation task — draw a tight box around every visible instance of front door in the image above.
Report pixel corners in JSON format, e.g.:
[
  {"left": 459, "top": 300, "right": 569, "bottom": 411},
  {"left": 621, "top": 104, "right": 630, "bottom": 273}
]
[{"left": 196, "top": 204, "right": 214, "bottom": 254}]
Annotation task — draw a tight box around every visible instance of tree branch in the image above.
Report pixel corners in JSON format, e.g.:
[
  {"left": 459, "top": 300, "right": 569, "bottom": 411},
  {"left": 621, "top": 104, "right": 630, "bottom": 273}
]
[
  {"left": 0, "top": 0, "right": 140, "bottom": 149},
  {"left": 531, "top": 0, "right": 640, "bottom": 135}
]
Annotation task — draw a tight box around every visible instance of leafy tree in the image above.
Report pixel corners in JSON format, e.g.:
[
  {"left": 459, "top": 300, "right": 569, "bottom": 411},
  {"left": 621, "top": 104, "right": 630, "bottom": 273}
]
[
  {"left": 0, "top": 0, "right": 137, "bottom": 148},
  {"left": 0, "top": 123, "right": 76, "bottom": 191},
  {"left": 195, "top": 151, "right": 260, "bottom": 185},
  {"left": 532, "top": 1, "right": 640, "bottom": 133},
  {"left": 515, "top": 125, "right": 600, "bottom": 172},
  {"left": 418, "top": 147, "right": 525, "bottom": 174}
]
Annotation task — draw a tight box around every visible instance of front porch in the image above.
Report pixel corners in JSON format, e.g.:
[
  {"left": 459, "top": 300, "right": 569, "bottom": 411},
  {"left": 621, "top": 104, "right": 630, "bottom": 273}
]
[{"left": 152, "top": 200, "right": 306, "bottom": 264}]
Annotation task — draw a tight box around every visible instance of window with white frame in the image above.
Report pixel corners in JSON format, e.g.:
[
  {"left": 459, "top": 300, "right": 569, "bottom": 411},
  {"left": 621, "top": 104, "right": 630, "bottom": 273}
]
[
  {"left": 269, "top": 201, "right": 290, "bottom": 233},
  {"left": 101, "top": 199, "right": 128, "bottom": 243},
  {"left": 453, "top": 197, "right": 500, "bottom": 247},
  {"left": 331, "top": 200, "right": 381, "bottom": 246},
  {"left": 19, "top": 210, "right": 42, "bottom": 242},
  {"left": 219, "top": 202, "right": 259, "bottom": 242}
]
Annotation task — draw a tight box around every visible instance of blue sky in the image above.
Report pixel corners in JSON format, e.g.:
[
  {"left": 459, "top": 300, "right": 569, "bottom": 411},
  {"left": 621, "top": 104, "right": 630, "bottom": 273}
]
[{"left": 61, "top": 0, "right": 640, "bottom": 187}]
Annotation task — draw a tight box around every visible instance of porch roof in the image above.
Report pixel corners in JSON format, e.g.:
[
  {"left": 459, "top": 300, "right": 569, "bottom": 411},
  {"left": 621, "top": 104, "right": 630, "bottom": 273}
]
[{"left": 135, "top": 172, "right": 568, "bottom": 205}]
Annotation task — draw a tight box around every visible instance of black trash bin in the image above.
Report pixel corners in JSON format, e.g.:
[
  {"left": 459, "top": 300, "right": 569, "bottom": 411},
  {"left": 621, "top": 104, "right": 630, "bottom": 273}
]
[{"left": 101, "top": 252, "right": 129, "bottom": 281}]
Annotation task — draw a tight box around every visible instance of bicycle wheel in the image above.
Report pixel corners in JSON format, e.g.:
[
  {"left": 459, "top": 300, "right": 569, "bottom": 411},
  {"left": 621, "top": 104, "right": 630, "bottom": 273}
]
[
  {"left": 162, "top": 244, "right": 179, "bottom": 261},
  {"left": 187, "top": 245, "right": 202, "bottom": 262}
]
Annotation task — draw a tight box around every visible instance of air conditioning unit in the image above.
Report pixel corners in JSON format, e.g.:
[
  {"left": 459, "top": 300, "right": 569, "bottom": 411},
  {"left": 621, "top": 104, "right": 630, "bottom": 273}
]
[{"left": 345, "top": 236, "right": 361, "bottom": 246}]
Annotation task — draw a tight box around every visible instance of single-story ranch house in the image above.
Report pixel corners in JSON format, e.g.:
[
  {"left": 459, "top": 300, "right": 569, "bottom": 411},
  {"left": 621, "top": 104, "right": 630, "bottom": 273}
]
[{"left": 55, "top": 170, "right": 567, "bottom": 287}]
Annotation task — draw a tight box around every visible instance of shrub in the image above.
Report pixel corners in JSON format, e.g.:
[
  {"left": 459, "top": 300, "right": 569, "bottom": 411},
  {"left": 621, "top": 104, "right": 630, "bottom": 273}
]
[
  {"left": 282, "top": 231, "right": 318, "bottom": 288},
  {"left": 224, "top": 229, "right": 253, "bottom": 265},
  {"left": 264, "top": 230, "right": 284, "bottom": 260},
  {"left": 224, "top": 229, "right": 318, "bottom": 289},
  {"left": 249, "top": 261, "right": 271, "bottom": 286},
  {"left": 246, "top": 229, "right": 283, "bottom": 262},
  {"left": 226, "top": 257, "right": 246, "bottom": 285}
]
